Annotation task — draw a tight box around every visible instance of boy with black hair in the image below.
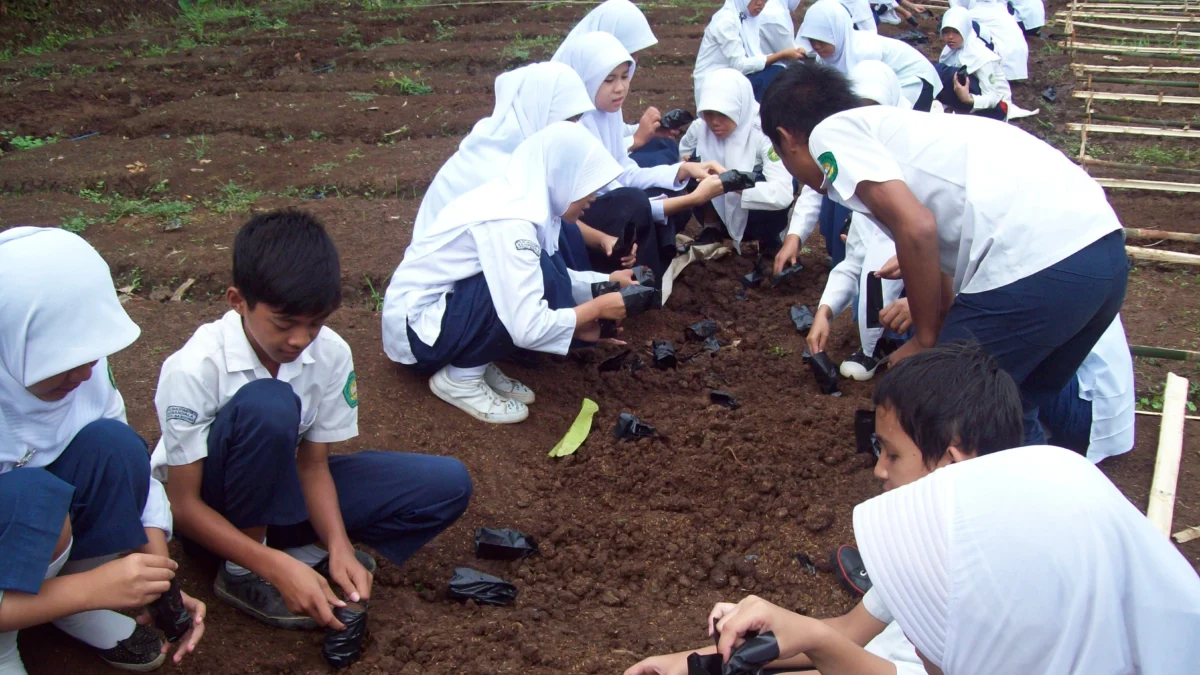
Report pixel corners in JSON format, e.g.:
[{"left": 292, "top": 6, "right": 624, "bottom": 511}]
[
  {"left": 151, "top": 210, "right": 472, "bottom": 631},
  {"left": 761, "top": 59, "right": 1127, "bottom": 446},
  {"left": 623, "top": 342, "right": 1023, "bottom": 675}
]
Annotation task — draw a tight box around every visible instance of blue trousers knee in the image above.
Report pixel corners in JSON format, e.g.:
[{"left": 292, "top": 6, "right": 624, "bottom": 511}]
[
  {"left": 629, "top": 137, "right": 680, "bottom": 168},
  {"left": 819, "top": 196, "right": 851, "bottom": 265},
  {"left": 0, "top": 420, "right": 151, "bottom": 593},
  {"left": 1039, "top": 375, "right": 1094, "bottom": 455},
  {"left": 198, "top": 379, "right": 472, "bottom": 565},
  {"left": 746, "top": 64, "right": 786, "bottom": 102},
  {"left": 938, "top": 230, "right": 1127, "bottom": 445}
]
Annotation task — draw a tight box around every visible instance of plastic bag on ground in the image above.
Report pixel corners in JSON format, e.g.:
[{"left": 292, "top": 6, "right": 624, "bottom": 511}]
[
  {"left": 810, "top": 351, "right": 841, "bottom": 395},
  {"left": 475, "top": 528, "right": 539, "bottom": 559},
  {"left": 613, "top": 412, "right": 656, "bottom": 440},
  {"left": 790, "top": 305, "right": 814, "bottom": 334},
  {"left": 322, "top": 602, "right": 368, "bottom": 669},
  {"left": 710, "top": 390, "right": 739, "bottom": 409},
  {"left": 771, "top": 262, "right": 803, "bottom": 287},
  {"left": 741, "top": 268, "right": 764, "bottom": 288},
  {"left": 622, "top": 284, "right": 661, "bottom": 316},
  {"left": 686, "top": 320, "right": 718, "bottom": 341},
  {"left": 855, "top": 409, "right": 878, "bottom": 457},
  {"left": 447, "top": 567, "right": 519, "bottom": 606},
  {"left": 653, "top": 340, "right": 677, "bottom": 369},
  {"left": 599, "top": 350, "right": 630, "bottom": 372}
]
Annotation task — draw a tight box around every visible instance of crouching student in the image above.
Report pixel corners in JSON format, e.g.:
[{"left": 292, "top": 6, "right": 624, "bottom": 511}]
[
  {"left": 153, "top": 210, "right": 472, "bottom": 632},
  {"left": 695, "top": 0, "right": 806, "bottom": 103},
  {"left": 557, "top": 32, "right": 728, "bottom": 280},
  {"left": 383, "top": 123, "right": 641, "bottom": 424},
  {"left": 678, "top": 68, "right": 794, "bottom": 257},
  {"left": 0, "top": 227, "right": 204, "bottom": 673},
  {"left": 758, "top": 0, "right": 801, "bottom": 55},
  {"left": 762, "top": 60, "right": 1128, "bottom": 445},
  {"left": 710, "top": 444, "right": 1200, "bottom": 675},
  {"left": 950, "top": 0, "right": 1027, "bottom": 81},
  {"left": 937, "top": 6, "right": 1011, "bottom": 121},
  {"left": 624, "top": 342, "right": 1026, "bottom": 675}
]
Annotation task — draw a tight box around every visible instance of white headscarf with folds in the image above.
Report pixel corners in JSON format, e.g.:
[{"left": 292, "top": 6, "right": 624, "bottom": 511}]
[
  {"left": 553, "top": 31, "right": 638, "bottom": 173},
  {"left": 798, "top": 0, "right": 861, "bottom": 73},
  {"left": 0, "top": 227, "right": 140, "bottom": 471},
  {"left": 695, "top": 68, "right": 760, "bottom": 243},
  {"left": 940, "top": 6, "right": 1000, "bottom": 72},
  {"left": 850, "top": 59, "right": 912, "bottom": 109},
  {"left": 405, "top": 122, "right": 622, "bottom": 261},
  {"left": 413, "top": 62, "right": 593, "bottom": 240},
  {"left": 721, "top": 0, "right": 766, "bottom": 58},
  {"left": 556, "top": 0, "right": 658, "bottom": 57},
  {"left": 854, "top": 445, "right": 1200, "bottom": 675}
]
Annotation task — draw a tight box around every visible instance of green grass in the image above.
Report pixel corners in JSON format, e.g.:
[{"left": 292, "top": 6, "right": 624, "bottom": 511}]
[
  {"left": 377, "top": 74, "right": 433, "bottom": 95},
  {"left": 79, "top": 181, "right": 195, "bottom": 223},
  {"left": 184, "top": 134, "right": 210, "bottom": 161},
  {"left": 337, "top": 23, "right": 367, "bottom": 50},
  {"left": 365, "top": 275, "right": 384, "bottom": 311},
  {"left": 203, "top": 180, "right": 264, "bottom": 214},
  {"left": 369, "top": 29, "right": 409, "bottom": 48},
  {"left": 311, "top": 161, "right": 340, "bottom": 173},
  {"left": 5, "top": 133, "right": 58, "bottom": 151},
  {"left": 499, "top": 33, "right": 562, "bottom": 63},
  {"left": 69, "top": 64, "right": 97, "bottom": 77},
  {"left": 1126, "top": 144, "right": 1199, "bottom": 168},
  {"left": 61, "top": 211, "right": 97, "bottom": 233},
  {"left": 141, "top": 43, "right": 173, "bottom": 58},
  {"left": 22, "top": 30, "right": 90, "bottom": 57},
  {"left": 309, "top": 130, "right": 325, "bottom": 141},
  {"left": 349, "top": 92, "right": 376, "bottom": 103},
  {"left": 26, "top": 62, "right": 59, "bottom": 79},
  {"left": 432, "top": 20, "right": 455, "bottom": 42}
]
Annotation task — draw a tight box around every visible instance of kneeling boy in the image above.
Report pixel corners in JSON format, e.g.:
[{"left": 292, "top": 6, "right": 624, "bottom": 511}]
[{"left": 152, "top": 210, "right": 472, "bottom": 630}]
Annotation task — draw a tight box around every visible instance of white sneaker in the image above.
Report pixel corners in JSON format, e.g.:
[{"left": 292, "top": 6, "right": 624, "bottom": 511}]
[
  {"left": 840, "top": 349, "right": 883, "bottom": 381},
  {"left": 429, "top": 367, "right": 528, "bottom": 424},
  {"left": 483, "top": 363, "right": 536, "bottom": 404}
]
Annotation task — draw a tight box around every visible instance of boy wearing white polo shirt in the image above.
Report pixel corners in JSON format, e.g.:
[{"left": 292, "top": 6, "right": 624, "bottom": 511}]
[
  {"left": 152, "top": 210, "right": 472, "bottom": 631},
  {"left": 760, "top": 61, "right": 1128, "bottom": 444}
]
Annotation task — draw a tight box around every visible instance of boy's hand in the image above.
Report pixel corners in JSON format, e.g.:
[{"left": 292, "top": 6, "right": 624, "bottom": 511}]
[
  {"left": 875, "top": 255, "right": 901, "bottom": 280},
  {"left": 880, "top": 297, "right": 912, "bottom": 334},
  {"left": 267, "top": 553, "right": 346, "bottom": 630},
  {"left": 594, "top": 292, "right": 628, "bottom": 321},
  {"left": 622, "top": 652, "right": 690, "bottom": 675},
  {"left": 691, "top": 174, "right": 725, "bottom": 204},
  {"left": 138, "top": 590, "right": 206, "bottom": 665},
  {"left": 602, "top": 237, "right": 639, "bottom": 269},
  {"left": 714, "top": 595, "right": 813, "bottom": 662},
  {"left": 609, "top": 269, "right": 637, "bottom": 288},
  {"left": 774, "top": 234, "right": 801, "bottom": 275},
  {"left": 327, "top": 544, "right": 373, "bottom": 603},
  {"left": 92, "top": 554, "right": 176, "bottom": 609},
  {"left": 807, "top": 307, "right": 833, "bottom": 355}
]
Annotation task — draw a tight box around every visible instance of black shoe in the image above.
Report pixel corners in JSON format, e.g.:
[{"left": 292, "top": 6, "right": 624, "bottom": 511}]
[
  {"left": 213, "top": 564, "right": 318, "bottom": 630},
  {"left": 312, "top": 550, "right": 378, "bottom": 580},
  {"left": 833, "top": 544, "right": 872, "bottom": 596},
  {"left": 840, "top": 349, "right": 882, "bottom": 381},
  {"left": 98, "top": 623, "right": 167, "bottom": 672}
]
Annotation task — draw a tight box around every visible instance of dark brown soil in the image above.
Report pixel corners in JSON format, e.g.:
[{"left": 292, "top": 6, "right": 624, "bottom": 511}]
[{"left": 3, "top": 1, "right": 1198, "bottom": 673}]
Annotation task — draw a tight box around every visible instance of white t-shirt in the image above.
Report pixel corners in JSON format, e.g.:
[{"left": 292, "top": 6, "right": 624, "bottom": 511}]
[
  {"left": 150, "top": 310, "right": 359, "bottom": 480},
  {"left": 809, "top": 106, "right": 1122, "bottom": 294}
]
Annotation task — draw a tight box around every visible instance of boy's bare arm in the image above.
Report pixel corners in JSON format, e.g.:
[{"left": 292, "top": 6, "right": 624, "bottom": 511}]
[
  {"left": 297, "top": 440, "right": 371, "bottom": 602},
  {"left": 167, "top": 461, "right": 279, "bottom": 574}
]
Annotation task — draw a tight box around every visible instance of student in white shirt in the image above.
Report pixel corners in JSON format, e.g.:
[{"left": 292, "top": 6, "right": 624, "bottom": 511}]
[
  {"left": 154, "top": 211, "right": 472, "bottom": 634},
  {"left": 0, "top": 228, "right": 204, "bottom": 673},
  {"left": 950, "top": 0, "right": 1027, "bottom": 80},
  {"left": 798, "top": 0, "right": 942, "bottom": 111},
  {"left": 758, "top": 0, "right": 801, "bottom": 54},
  {"left": 384, "top": 123, "right": 656, "bottom": 424},
  {"left": 936, "top": 6, "right": 1011, "bottom": 121},
  {"left": 840, "top": 0, "right": 878, "bottom": 32},
  {"left": 624, "top": 343, "right": 1023, "bottom": 675},
  {"left": 694, "top": 0, "right": 807, "bottom": 103},
  {"left": 761, "top": 60, "right": 1128, "bottom": 445},
  {"left": 677, "top": 68, "right": 794, "bottom": 256},
  {"left": 1010, "top": 0, "right": 1045, "bottom": 35},
  {"left": 556, "top": 32, "right": 728, "bottom": 280}
]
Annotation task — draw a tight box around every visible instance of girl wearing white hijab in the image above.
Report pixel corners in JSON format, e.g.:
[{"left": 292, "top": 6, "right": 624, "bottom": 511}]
[
  {"left": 556, "top": 32, "right": 727, "bottom": 279},
  {"left": 706, "top": 445, "right": 1200, "bottom": 675},
  {"left": 694, "top": 0, "right": 807, "bottom": 103},
  {"left": 937, "top": 6, "right": 1011, "bottom": 120},
  {"left": 677, "top": 69, "right": 794, "bottom": 254},
  {"left": 383, "top": 123, "right": 637, "bottom": 424},
  {"left": 798, "top": 0, "right": 942, "bottom": 111},
  {"left": 0, "top": 228, "right": 204, "bottom": 673},
  {"left": 949, "top": 0, "right": 1028, "bottom": 80},
  {"left": 758, "top": 0, "right": 802, "bottom": 54}
]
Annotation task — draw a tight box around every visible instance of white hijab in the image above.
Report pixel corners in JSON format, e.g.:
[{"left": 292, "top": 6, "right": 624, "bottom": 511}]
[
  {"left": 854, "top": 445, "right": 1200, "bottom": 675},
  {"left": 760, "top": 0, "right": 802, "bottom": 42},
  {"left": 553, "top": 31, "right": 638, "bottom": 173},
  {"left": 719, "top": 0, "right": 766, "bottom": 58},
  {"left": 850, "top": 59, "right": 912, "bottom": 108},
  {"left": 940, "top": 6, "right": 1000, "bottom": 73},
  {"left": 0, "top": 227, "right": 140, "bottom": 470},
  {"left": 695, "top": 68, "right": 760, "bottom": 243},
  {"left": 556, "top": 0, "right": 658, "bottom": 58},
  {"left": 405, "top": 122, "right": 622, "bottom": 262},
  {"left": 413, "top": 62, "right": 594, "bottom": 240},
  {"left": 798, "top": 0, "right": 861, "bottom": 73}
]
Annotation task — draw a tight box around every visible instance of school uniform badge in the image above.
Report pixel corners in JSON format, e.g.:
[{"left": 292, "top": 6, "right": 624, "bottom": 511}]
[
  {"left": 767, "top": 147, "right": 780, "bottom": 162},
  {"left": 343, "top": 371, "right": 358, "bottom": 408},
  {"left": 108, "top": 362, "right": 117, "bottom": 390},
  {"left": 818, "top": 151, "right": 838, "bottom": 183},
  {"left": 514, "top": 239, "right": 541, "bottom": 257}
]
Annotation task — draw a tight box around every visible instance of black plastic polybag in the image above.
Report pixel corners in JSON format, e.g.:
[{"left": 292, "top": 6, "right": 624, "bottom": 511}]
[
  {"left": 592, "top": 280, "right": 620, "bottom": 298},
  {"left": 612, "top": 221, "right": 635, "bottom": 260},
  {"left": 710, "top": 390, "right": 739, "bottom": 409},
  {"left": 741, "top": 268, "right": 764, "bottom": 288},
  {"left": 633, "top": 265, "right": 656, "bottom": 287},
  {"left": 801, "top": 348, "right": 813, "bottom": 364},
  {"left": 147, "top": 578, "right": 191, "bottom": 643},
  {"left": 770, "top": 262, "right": 803, "bottom": 287},
  {"left": 599, "top": 350, "right": 631, "bottom": 372},
  {"left": 447, "top": 567, "right": 519, "bottom": 606},
  {"left": 794, "top": 552, "right": 817, "bottom": 575},
  {"left": 725, "top": 632, "right": 781, "bottom": 674},
  {"left": 810, "top": 351, "right": 841, "bottom": 395},
  {"left": 702, "top": 336, "right": 721, "bottom": 354},
  {"left": 687, "top": 652, "right": 723, "bottom": 675},
  {"left": 855, "top": 410, "right": 878, "bottom": 457},
  {"left": 660, "top": 108, "right": 696, "bottom": 130},
  {"left": 653, "top": 340, "right": 677, "bottom": 369},
  {"left": 599, "top": 320, "right": 620, "bottom": 339},
  {"left": 790, "top": 305, "right": 814, "bottom": 334},
  {"left": 686, "top": 320, "right": 718, "bottom": 341},
  {"left": 719, "top": 169, "right": 757, "bottom": 193},
  {"left": 896, "top": 28, "right": 928, "bottom": 44},
  {"left": 475, "top": 528, "right": 539, "bottom": 560},
  {"left": 622, "top": 284, "right": 661, "bottom": 316},
  {"left": 613, "top": 412, "right": 656, "bottom": 440},
  {"left": 322, "top": 602, "right": 368, "bottom": 669},
  {"left": 1042, "top": 86, "right": 1058, "bottom": 103}
]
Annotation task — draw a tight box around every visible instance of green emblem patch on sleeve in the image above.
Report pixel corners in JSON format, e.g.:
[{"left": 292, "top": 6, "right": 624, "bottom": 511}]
[
  {"left": 767, "top": 147, "right": 780, "bottom": 162},
  {"left": 107, "top": 362, "right": 117, "bottom": 390},
  {"left": 818, "top": 151, "right": 838, "bottom": 184},
  {"left": 343, "top": 371, "right": 358, "bottom": 408}
]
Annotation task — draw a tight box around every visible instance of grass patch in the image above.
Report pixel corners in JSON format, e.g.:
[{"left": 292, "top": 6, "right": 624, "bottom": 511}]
[
  {"left": 311, "top": 161, "right": 340, "bottom": 173},
  {"left": 1127, "top": 144, "right": 1199, "bottom": 168},
  {"left": 365, "top": 275, "right": 384, "bottom": 311},
  {"left": 337, "top": 23, "right": 367, "bottom": 49},
  {"left": 79, "top": 181, "right": 195, "bottom": 223},
  {"left": 369, "top": 29, "right": 408, "bottom": 48},
  {"left": 203, "top": 180, "right": 264, "bottom": 214},
  {"left": 377, "top": 74, "right": 433, "bottom": 95},
  {"left": 22, "top": 30, "right": 90, "bottom": 57},
  {"left": 1, "top": 132, "right": 59, "bottom": 151},
  {"left": 61, "top": 211, "right": 97, "bottom": 233},
  {"left": 349, "top": 92, "right": 376, "bottom": 102},
  {"left": 69, "top": 64, "right": 97, "bottom": 77},
  {"left": 432, "top": 20, "right": 456, "bottom": 42},
  {"left": 184, "top": 134, "right": 210, "bottom": 160},
  {"left": 141, "top": 43, "right": 173, "bottom": 58},
  {"left": 499, "top": 33, "right": 562, "bottom": 63}
]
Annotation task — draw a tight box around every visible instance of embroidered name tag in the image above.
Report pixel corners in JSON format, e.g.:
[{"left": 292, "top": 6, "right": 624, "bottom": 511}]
[
  {"left": 514, "top": 239, "right": 541, "bottom": 257},
  {"left": 165, "top": 406, "right": 199, "bottom": 425}
]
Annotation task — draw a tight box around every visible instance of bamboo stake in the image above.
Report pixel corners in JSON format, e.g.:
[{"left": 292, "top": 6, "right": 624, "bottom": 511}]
[
  {"left": 1074, "top": 64, "right": 1200, "bottom": 73},
  {"left": 1100, "top": 177, "right": 1200, "bottom": 191},
  {"left": 1073, "top": 89, "right": 1200, "bottom": 103},
  {"left": 1084, "top": 158, "right": 1200, "bottom": 177},
  {"left": 1127, "top": 245, "right": 1200, "bottom": 262},
  {"left": 1067, "top": 122, "right": 1200, "bottom": 136},
  {"left": 1092, "top": 76, "right": 1200, "bottom": 87},
  {"left": 1147, "top": 373, "right": 1188, "bottom": 538},
  {"left": 1131, "top": 344, "right": 1200, "bottom": 360},
  {"left": 1091, "top": 113, "right": 1197, "bottom": 127},
  {"left": 1064, "top": 42, "right": 1200, "bottom": 56},
  {"left": 1068, "top": 19, "right": 1200, "bottom": 36},
  {"left": 1137, "top": 410, "right": 1200, "bottom": 421},
  {"left": 1056, "top": 12, "right": 1200, "bottom": 21},
  {"left": 1126, "top": 227, "right": 1200, "bottom": 242},
  {"left": 1071, "top": 32, "right": 1200, "bottom": 46}
]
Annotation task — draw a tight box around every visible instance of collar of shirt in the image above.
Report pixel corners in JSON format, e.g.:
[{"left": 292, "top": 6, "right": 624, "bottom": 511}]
[{"left": 218, "top": 310, "right": 315, "bottom": 383}]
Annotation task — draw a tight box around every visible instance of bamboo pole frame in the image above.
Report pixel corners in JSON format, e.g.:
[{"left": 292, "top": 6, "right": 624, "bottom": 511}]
[
  {"left": 1084, "top": 158, "right": 1200, "bottom": 177},
  {"left": 1131, "top": 344, "right": 1200, "bottom": 360},
  {"left": 1100, "top": 177, "right": 1200, "bottom": 191},
  {"left": 1091, "top": 113, "right": 1196, "bottom": 128},
  {"left": 1067, "top": 122, "right": 1200, "bottom": 137},
  {"left": 1073, "top": 64, "right": 1200, "bottom": 73},
  {"left": 1064, "top": 4, "right": 1200, "bottom": 11},
  {"left": 1126, "top": 227, "right": 1200, "bottom": 242},
  {"left": 1063, "top": 42, "right": 1200, "bottom": 56},
  {"left": 1127, "top": 245, "right": 1200, "bottom": 262},
  {"left": 1056, "top": 12, "right": 1200, "bottom": 21},
  {"left": 1073, "top": 89, "right": 1200, "bottom": 104},
  {"left": 1067, "top": 19, "right": 1200, "bottom": 36},
  {"left": 1138, "top": 410, "right": 1200, "bottom": 421},
  {"left": 1147, "top": 373, "right": 1188, "bottom": 538}
]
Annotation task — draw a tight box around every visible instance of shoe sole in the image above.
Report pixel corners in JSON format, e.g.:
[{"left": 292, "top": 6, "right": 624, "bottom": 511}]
[
  {"left": 213, "top": 574, "right": 318, "bottom": 631},
  {"left": 489, "top": 385, "right": 535, "bottom": 405},
  {"left": 430, "top": 376, "right": 528, "bottom": 424},
  {"left": 840, "top": 367, "right": 877, "bottom": 382},
  {"left": 102, "top": 653, "right": 167, "bottom": 673}
]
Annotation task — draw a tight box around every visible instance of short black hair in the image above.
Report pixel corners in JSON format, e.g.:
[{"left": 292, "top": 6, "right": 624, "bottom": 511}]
[
  {"left": 760, "top": 59, "right": 862, "bottom": 148},
  {"left": 873, "top": 342, "right": 1023, "bottom": 466},
  {"left": 232, "top": 209, "right": 342, "bottom": 317}
]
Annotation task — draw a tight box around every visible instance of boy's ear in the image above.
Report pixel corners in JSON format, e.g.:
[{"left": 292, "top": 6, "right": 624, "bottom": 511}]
[
  {"left": 226, "top": 286, "right": 247, "bottom": 315},
  {"left": 945, "top": 444, "right": 976, "bottom": 464}
]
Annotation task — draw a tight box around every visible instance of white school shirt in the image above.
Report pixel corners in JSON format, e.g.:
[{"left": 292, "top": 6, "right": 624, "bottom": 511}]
[
  {"left": 841, "top": 0, "right": 878, "bottom": 32},
  {"left": 809, "top": 106, "right": 1122, "bottom": 295},
  {"left": 759, "top": 0, "right": 800, "bottom": 54},
  {"left": 694, "top": 11, "right": 769, "bottom": 102},
  {"left": 1076, "top": 316, "right": 1135, "bottom": 464},
  {"left": 150, "top": 311, "right": 359, "bottom": 481},
  {"left": 786, "top": 184, "right": 824, "bottom": 242},
  {"left": 1009, "top": 0, "right": 1045, "bottom": 30},
  {"left": 954, "top": 0, "right": 1028, "bottom": 80},
  {"left": 967, "top": 59, "right": 1012, "bottom": 112},
  {"left": 861, "top": 33, "right": 943, "bottom": 103}
]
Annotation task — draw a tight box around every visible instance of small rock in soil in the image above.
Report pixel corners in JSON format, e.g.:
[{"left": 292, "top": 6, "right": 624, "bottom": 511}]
[{"left": 804, "top": 507, "right": 835, "bottom": 533}]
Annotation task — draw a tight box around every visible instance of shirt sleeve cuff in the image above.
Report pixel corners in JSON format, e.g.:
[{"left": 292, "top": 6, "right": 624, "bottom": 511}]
[
  {"left": 305, "top": 425, "right": 359, "bottom": 444},
  {"left": 141, "top": 477, "right": 173, "bottom": 540},
  {"left": 650, "top": 198, "right": 667, "bottom": 223}
]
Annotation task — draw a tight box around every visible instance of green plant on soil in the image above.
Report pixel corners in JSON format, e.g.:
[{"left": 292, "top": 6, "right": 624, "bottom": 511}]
[
  {"left": 337, "top": 23, "right": 367, "bottom": 49},
  {"left": 432, "top": 20, "right": 456, "bottom": 42},
  {"left": 1127, "top": 144, "right": 1199, "bottom": 168},
  {"left": 177, "top": 1, "right": 263, "bottom": 42},
  {"left": 365, "top": 275, "right": 384, "bottom": 311},
  {"left": 78, "top": 181, "right": 195, "bottom": 224},
  {"left": 370, "top": 29, "right": 409, "bottom": 48},
  {"left": 311, "top": 161, "right": 340, "bottom": 173},
  {"left": 141, "top": 43, "right": 172, "bottom": 58},
  {"left": 185, "top": 134, "right": 210, "bottom": 160},
  {"left": 309, "top": 130, "right": 325, "bottom": 141},
  {"left": 61, "top": 211, "right": 97, "bottom": 234},
  {"left": 25, "top": 62, "right": 59, "bottom": 79},
  {"left": 345, "top": 148, "right": 365, "bottom": 161},
  {"left": 0, "top": 49, "right": 12, "bottom": 63},
  {"left": 22, "top": 30, "right": 91, "bottom": 57},
  {"left": 204, "top": 181, "right": 264, "bottom": 214},
  {"left": 349, "top": 92, "right": 376, "bottom": 103},
  {"left": 682, "top": 9, "right": 706, "bottom": 24},
  {"left": 69, "top": 64, "right": 97, "bottom": 77},
  {"left": 377, "top": 74, "right": 433, "bottom": 95},
  {"left": 500, "top": 33, "right": 563, "bottom": 63},
  {"left": 7, "top": 134, "right": 58, "bottom": 151}
]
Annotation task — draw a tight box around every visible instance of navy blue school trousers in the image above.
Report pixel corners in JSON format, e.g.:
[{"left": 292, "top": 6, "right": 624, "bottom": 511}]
[
  {"left": 197, "top": 378, "right": 472, "bottom": 565},
  {"left": 938, "top": 230, "right": 1127, "bottom": 445},
  {"left": 746, "top": 64, "right": 786, "bottom": 102},
  {"left": 819, "top": 196, "right": 852, "bottom": 265},
  {"left": 0, "top": 419, "right": 151, "bottom": 594},
  {"left": 1039, "top": 375, "right": 1093, "bottom": 455},
  {"left": 629, "top": 137, "right": 680, "bottom": 169}
]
